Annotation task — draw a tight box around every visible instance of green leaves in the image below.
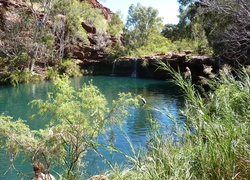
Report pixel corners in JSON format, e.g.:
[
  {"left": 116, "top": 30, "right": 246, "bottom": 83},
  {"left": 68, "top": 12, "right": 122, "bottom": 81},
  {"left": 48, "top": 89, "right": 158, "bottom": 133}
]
[
  {"left": 123, "top": 3, "right": 164, "bottom": 53},
  {"left": 0, "top": 76, "right": 142, "bottom": 178},
  {"left": 138, "top": 62, "right": 250, "bottom": 179},
  {"left": 107, "top": 13, "right": 124, "bottom": 37}
]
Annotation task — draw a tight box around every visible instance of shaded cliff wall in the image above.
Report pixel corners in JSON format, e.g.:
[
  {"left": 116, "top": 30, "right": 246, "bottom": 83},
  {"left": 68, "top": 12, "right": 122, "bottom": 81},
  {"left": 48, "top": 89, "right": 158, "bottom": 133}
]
[{"left": 79, "top": 54, "right": 217, "bottom": 81}]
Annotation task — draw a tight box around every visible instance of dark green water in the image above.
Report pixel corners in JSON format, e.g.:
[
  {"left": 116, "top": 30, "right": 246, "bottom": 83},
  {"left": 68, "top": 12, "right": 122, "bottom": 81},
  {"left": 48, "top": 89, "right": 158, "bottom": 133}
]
[{"left": 0, "top": 76, "right": 185, "bottom": 179}]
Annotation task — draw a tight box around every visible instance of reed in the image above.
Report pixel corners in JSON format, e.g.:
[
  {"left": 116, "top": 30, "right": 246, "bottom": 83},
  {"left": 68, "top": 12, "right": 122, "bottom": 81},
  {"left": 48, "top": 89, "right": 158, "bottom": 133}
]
[{"left": 108, "top": 63, "right": 250, "bottom": 179}]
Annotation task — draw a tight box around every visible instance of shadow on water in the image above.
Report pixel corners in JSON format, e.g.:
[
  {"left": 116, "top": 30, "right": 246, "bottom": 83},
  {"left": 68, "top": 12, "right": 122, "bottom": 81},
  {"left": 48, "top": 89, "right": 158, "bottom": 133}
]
[{"left": 0, "top": 76, "right": 185, "bottom": 179}]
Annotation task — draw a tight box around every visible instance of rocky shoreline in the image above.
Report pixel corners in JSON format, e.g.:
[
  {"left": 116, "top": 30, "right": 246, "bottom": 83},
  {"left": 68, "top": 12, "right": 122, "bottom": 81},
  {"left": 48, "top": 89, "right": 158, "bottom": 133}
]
[{"left": 77, "top": 53, "right": 216, "bottom": 82}]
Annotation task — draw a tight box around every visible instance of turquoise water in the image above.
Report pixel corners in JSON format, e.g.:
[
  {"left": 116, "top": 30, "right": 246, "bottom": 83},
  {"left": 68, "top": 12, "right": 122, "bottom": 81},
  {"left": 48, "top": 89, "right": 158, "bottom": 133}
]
[{"left": 0, "top": 76, "right": 185, "bottom": 179}]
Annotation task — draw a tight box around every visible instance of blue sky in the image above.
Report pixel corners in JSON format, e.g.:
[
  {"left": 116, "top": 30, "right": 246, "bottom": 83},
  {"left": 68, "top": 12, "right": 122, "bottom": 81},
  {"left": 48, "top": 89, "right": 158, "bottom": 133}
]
[{"left": 101, "top": 0, "right": 180, "bottom": 24}]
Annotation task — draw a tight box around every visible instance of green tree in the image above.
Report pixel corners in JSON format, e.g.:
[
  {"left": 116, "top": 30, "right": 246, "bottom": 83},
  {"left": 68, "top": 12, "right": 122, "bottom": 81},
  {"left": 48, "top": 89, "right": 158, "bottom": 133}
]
[
  {"left": 162, "top": 0, "right": 210, "bottom": 53},
  {"left": 176, "top": 0, "right": 250, "bottom": 65},
  {"left": 52, "top": 0, "right": 89, "bottom": 50},
  {"left": 107, "top": 11, "right": 124, "bottom": 38},
  {"left": 161, "top": 24, "right": 180, "bottom": 41},
  {"left": 123, "top": 3, "right": 164, "bottom": 54},
  {"left": 0, "top": 76, "right": 140, "bottom": 179},
  {"left": 170, "top": 0, "right": 198, "bottom": 40}
]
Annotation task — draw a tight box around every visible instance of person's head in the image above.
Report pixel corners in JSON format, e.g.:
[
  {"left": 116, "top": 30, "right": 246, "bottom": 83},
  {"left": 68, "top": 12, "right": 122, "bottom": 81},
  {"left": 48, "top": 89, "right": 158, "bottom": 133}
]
[{"left": 33, "top": 161, "right": 45, "bottom": 177}]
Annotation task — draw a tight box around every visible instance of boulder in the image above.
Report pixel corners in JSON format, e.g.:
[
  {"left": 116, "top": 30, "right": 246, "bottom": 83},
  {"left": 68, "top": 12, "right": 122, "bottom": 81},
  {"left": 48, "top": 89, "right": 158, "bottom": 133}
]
[{"left": 82, "top": 22, "right": 96, "bottom": 34}]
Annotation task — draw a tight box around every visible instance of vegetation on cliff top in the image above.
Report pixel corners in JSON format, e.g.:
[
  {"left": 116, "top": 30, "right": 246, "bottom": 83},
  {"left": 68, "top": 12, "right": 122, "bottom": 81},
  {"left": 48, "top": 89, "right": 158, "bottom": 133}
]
[{"left": 0, "top": 0, "right": 249, "bottom": 85}]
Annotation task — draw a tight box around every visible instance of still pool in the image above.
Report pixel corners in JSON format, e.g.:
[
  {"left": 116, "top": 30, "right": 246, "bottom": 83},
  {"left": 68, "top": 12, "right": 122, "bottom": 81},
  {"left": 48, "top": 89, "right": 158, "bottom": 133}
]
[{"left": 0, "top": 76, "right": 185, "bottom": 179}]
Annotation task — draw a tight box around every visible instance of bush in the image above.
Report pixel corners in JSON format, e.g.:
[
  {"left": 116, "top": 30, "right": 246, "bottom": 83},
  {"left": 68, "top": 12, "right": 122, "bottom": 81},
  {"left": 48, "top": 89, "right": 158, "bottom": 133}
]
[
  {"left": 46, "top": 66, "right": 59, "bottom": 80},
  {"left": 39, "top": 32, "right": 55, "bottom": 48},
  {"left": 107, "top": 13, "right": 124, "bottom": 37},
  {"left": 58, "top": 59, "right": 81, "bottom": 77},
  {"left": 8, "top": 52, "right": 31, "bottom": 71},
  {"left": 0, "top": 76, "right": 141, "bottom": 179},
  {"left": 119, "top": 35, "right": 175, "bottom": 57},
  {"left": 135, "top": 35, "right": 175, "bottom": 56},
  {"left": 172, "top": 38, "right": 212, "bottom": 55},
  {"left": 172, "top": 39, "right": 197, "bottom": 53},
  {"left": 10, "top": 68, "right": 42, "bottom": 86}
]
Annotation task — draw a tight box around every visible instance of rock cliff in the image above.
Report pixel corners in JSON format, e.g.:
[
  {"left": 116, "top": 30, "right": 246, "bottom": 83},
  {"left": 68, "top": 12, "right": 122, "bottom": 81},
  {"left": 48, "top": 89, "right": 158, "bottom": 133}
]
[
  {"left": 0, "top": 0, "right": 117, "bottom": 60},
  {"left": 85, "top": 0, "right": 113, "bottom": 20},
  {"left": 0, "top": 0, "right": 216, "bottom": 82}
]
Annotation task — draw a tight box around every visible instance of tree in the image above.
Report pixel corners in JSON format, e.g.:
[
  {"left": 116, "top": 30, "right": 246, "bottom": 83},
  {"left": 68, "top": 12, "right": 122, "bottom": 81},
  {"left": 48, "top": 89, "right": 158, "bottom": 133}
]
[
  {"left": 52, "top": 0, "right": 109, "bottom": 56},
  {"left": 123, "top": 3, "right": 164, "bottom": 53},
  {"left": 163, "top": 1, "right": 205, "bottom": 42},
  {"left": 176, "top": 0, "right": 250, "bottom": 65},
  {"left": 0, "top": 6, "right": 33, "bottom": 71},
  {"left": 0, "top": 76, "right": 140, "bottom": 179},
  {"left": 28, "top": 0, "right": 53, "bottom": 73},
  {"left": 107, "top": 11, "right": 124, "bottom": 38},
  {"left": 161, "top": 24, "right": 179, "bottom": 41},
  {"left": 0, "top": 0, "right": 56, "bottom": 76},
  {"left": 51, "top": 0, "right": 89, "bottom": 59},
  {"left": 199, "top": 0, "right": 250, "bottom": 66}
]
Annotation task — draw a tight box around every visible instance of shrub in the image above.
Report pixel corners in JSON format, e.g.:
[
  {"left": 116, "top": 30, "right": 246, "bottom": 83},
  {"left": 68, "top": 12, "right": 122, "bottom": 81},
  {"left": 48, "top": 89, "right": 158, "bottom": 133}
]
[
  {"left": 106, "top": 44, "right": 127, "bottom": 60},
  {"left": 46, "top": 66, "right": 59, "bottom": 80},
  {"left": 135, "top": 35, "right": 175, "bottom": 56},
  {"left": 172, "top": 38, "right": 212, "bottom": 55},
  {"left": 10, "top": 68, "right": 42, "bottom": 86},
  {"left": 8, "top": 52, "right": 31, "bottom": 72},
  {"left": 10, "top": 68, "right": 32, "bottom": 86},
  {"left": 107, "top": 13, "right": 124, "bottom": 37},
  {"left": 58, "top": 59, "right": 81, "bottom": 77},
  {"left": 39, "top": 32, "right": 55, "bottom": 48},
  {"left": 0, "top": 76, "right": 141, "bottom": 179}
]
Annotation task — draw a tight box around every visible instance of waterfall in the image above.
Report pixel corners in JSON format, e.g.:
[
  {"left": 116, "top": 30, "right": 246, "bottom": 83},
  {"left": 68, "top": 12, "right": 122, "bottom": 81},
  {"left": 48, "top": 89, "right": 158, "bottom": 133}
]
[
  {"left": 110, "top": 60, "right": 116, "bottom": 76},
  {"left": 131, "top": 58, "right": 138, "bottom": 78}
]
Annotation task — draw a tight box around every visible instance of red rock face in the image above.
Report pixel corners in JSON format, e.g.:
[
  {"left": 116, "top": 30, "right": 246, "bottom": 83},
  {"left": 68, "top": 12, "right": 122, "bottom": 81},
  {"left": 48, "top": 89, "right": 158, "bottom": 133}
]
[
  {"left": 0, "top": 0, "right": 117, "bottom": 62},
  {"left": 83, "top": 0, "right": 113, "bottom": 20},
  {"left": 0, "top": 0, "right": 26, "bottom": 8}
]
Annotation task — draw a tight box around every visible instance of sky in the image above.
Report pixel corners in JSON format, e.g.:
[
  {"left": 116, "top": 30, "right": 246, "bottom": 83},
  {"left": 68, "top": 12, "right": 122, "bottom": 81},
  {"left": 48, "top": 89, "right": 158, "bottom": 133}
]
[{"left": 101, "top": 0, "right": 180, "bottom": 24}]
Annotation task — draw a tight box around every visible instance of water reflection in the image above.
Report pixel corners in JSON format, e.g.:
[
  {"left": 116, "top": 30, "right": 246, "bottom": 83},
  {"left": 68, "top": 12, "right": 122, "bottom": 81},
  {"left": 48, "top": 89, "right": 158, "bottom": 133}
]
[{"left": 0, "top": 76, "right": 185, "bottom": 179}]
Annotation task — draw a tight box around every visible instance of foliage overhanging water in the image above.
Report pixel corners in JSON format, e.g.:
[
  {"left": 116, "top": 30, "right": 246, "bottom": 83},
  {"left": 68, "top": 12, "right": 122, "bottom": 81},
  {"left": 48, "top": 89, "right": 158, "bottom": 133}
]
[{"left": 0, "top": 76, "right": 185, "bottom": 179}]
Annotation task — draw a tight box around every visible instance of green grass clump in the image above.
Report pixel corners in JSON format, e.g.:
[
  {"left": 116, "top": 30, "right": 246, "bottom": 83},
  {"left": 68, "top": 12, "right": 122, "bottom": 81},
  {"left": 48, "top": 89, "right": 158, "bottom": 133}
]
[{"left": 109, "top": 63, "right": 250, "bottom": 179}]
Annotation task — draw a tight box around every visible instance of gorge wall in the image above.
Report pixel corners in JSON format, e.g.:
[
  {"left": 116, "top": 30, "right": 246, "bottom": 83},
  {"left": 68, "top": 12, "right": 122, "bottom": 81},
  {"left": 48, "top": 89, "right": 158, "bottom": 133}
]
[{"left": 0, "top": 0, "right": 217, "bottom": 82}]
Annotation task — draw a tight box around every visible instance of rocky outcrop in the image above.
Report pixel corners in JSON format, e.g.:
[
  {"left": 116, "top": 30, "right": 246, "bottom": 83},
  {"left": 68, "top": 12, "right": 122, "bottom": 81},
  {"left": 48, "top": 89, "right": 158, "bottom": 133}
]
[
  {"left": 82, "top": 22, "right": 97, "bottom": 34},
  {"left": 79, "top": 53, "right": 217, "bottom": 82},
  {"left": 0, "top": 0, "right": 26, "bottom": 8},
  {"left": 0, "top": 0, "right": 117, "bottom": 61},
  {"left": 67, "top": 1, "right": 117, "bottom": 61},
  {"left": 136, "top": 53, "right": 216, "bottom": 81},
  {"left": 0, "top": 0, "right": 217, "bottom": 82},
  {"left": 85, "top": 0, "right": 113, "bottom": 20}
]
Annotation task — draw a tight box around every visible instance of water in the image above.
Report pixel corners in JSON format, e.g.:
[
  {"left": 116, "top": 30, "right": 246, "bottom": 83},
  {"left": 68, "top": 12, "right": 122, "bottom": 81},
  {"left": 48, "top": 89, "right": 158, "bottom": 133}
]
[
  {"left": 111, "top": 60, "right": 116, "bottom": 76},
  {"left": 0, "top": 76, "right": 185, "bottom": 179},
  {"left": 131, "top": 59, "right": 138, "bottom": 78}
]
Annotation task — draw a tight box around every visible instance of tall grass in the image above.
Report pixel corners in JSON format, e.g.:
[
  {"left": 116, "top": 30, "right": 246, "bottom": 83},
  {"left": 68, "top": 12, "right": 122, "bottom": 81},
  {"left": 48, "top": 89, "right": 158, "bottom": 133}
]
[{"left": 107, "top": 63, "right": 250, "bottom": 179}]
